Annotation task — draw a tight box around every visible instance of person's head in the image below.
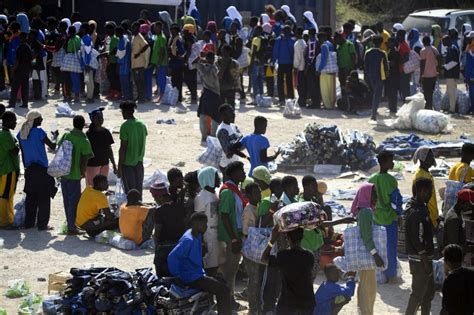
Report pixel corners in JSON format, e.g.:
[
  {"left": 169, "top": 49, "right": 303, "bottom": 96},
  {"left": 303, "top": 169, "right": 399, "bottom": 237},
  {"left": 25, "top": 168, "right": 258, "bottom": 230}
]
[
  {"left": 139, "top": 24, "right": 150, "bottom": 37},
  {"left": 105, "top": 22, "right": 116, "bottom": 36},
  {"left": 442, "top": 35, "right": 452, "bottom": 47},
  {"left": 254, "top": 25, "right": 263, "bottom": 37},
  {"left": 377, "top": 151, "right": 394, "bottom": 172},
  {"left": 455, "top": 189, "right": 474, "bottom": 214},
  {"left": 218, "top": 103, "right": 235, "bottom": 123},
  {"left": 202, "top": 30, "right": 211, "bottom": 42},
  {"left": 67, "top": 25, "right": 76, "bottom": 36},
  {"left": 334, "top": 31, "right": 346, "bottom": 45},
  {"left": 131, "top": 21, "right": 140, "bottom": 36},
  {"left": 127, "top": 189, "right": 141, "bottom": 205},
  {"left": 396, "top": 29, "right": 406, "bottom": 42},
  {"left": 218, "top": 29, "right": 226, "bottom": 41},
  {"left": 281, "top": 176, "right": 299, "bottom": 198},
  {"left": 253, "top": 116, "right": 268, "bottom": 134},
  {"left": 443, "top": 244, "right": 464, "bottom": 274},
  {"left": 28, "top": 29, "right": 38, "bottom": 43},
  {"left": 18, "top": 32, "right": 28, "bottom": 43},
  {"left": 422, "top": 36, "right": 431, "bottom": 47},
  {"left": 79, "top": 22, "right": 90, "bottom": 37},
  {"left": 190, "top": 212, "right": 208, "bottom": 234},
  {"left": 0, "top": 104, "right": 5, "bottom": 118},
  {"left": 92, "top": 174, "right": 108, "bottom": 191},
  {"left": 140, "top": 9, "right": 149, "bottom": 20},
  {"left": 302, "top": 175, "right": 317, "bottom": 197},
  {"left": 372, "top": 34, "right": 383, "bottom": 48},
  {"left": 295, "top": 27, "right": 303, "bottom": 39},
  {"left": 461, "top": 143, "right": 474, "bottom": 163},
  {"left": 317, "top": 31, "right": 328, "bottom": 42},
  {"left": 89, "top": 20, "right": 97, "bottom": 34},
  {"left": 245, "top": 182, "right": 262, "bottom": 206},
  {"left": 32, "top": 114, "right": 43, "bottom": 127},
  {"left": 269, "top": 178, "right": 283, "bottom": 198},
  {"left": 9, "top": 21, "right": 20, "bottom": 34},
  {"left": 154, "top": 21, "right": 163, "bottom": 34},
  {"left": 265, "top": 4, "right": 276, "bottom": 16},
  {"left": 150, "top": 181, "right": 170, "bottom": 204},
  {"left": 343, "top": 22, "right": 354, "bottom": 34},
  {"left": 119, "top": 101, "right": 136, "bottom": 119},
  {"left": 46, "top": 16, "right": 58, "bottom": 32},
  {"left": 287, "top": 227, "right": 304, "bottom": 247},
  {"left": 308, "top": 28, "right": 316, "bottom": 38},
  {"left": 58, "top": 21, "right": 68, "bottom": 33},
  {"left": 184, "top": 170, "right": 200, "bottom": 197},
  {"left": 252, "top": 166, "right": 271, "bottom": 190},
  {"left": 348, "top": 70, "right": 359, "bottom": 83},
  {"left": 73, "top": 115, "right": 85, "bottom": 130},
  {"left": 167, "top": 168, "right": 184, "bottom": 190},
  {"left": 198, "top": 166, "right": 220, "bottom": 191},
  {"left": 89, "top": 107, "right": 104, "bottom": 128},
  {"left": 170, "top": 23, "right": 180, "bottom": 36},
  {"left": 2, "top": 111, "right": 17, "bottom": 130},
  {"left": 70, "top": 11, "right": 81, "bottom": 23},
  {"left": 324, "top": 263, "right": 340, "bottom": 282},
  {"left": 282, "top": 25, "right": 291, "bottom": 37},
  {"left": 449, "top": 28, "right": 459, "bottom": 41},
  {"left": 376, "top": 22, "right": 384, "bottom": 33},
  {"left": 249, "top": 16, "right": 259, "bottom": 28},
  {"left": 413, "top": 146, "right": 436, "bottom": 171},
  {"left": 412, "top": 177, "right": 433, "bottom": 204},
  {"left": 115, "top": 26, "right": 125, "bottom": 38},
  {"left": 230, "top": 21, "right": 239, "bottom": 34},
  {"left": 226, "top": 161, "right": 246, "bottom": 184},
  {"left": 351, "top": 183, "right": 377, "bottom": 216},
  {"left": 205, "top": 51, "right": 215, "bottom": 63},
  {"left": 222, "top": 44, "right": 233, "bottom": 57},
  {"left": 121, "top": 19, "right": 130, "bottom": 32}
]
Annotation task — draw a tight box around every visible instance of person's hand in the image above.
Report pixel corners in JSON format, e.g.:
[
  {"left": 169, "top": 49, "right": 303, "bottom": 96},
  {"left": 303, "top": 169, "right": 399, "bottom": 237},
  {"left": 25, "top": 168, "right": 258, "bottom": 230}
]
[
  {"left": 117, "top": 167, "right": 122, "bottom": 178},
  {"left": 346, "top": 271, "right": 356, "bottom": 278},
  {"left": 373, "top": 253, "right": 385, "bottom": 268},
  {"left": 341, "top": 217, "right": 357, "bottom": 224},
  {"left": 51, "top": 130, "right": 59, "bottom": 140},
  {"left": 134, "top": 53, "right": 140, "bottom": 59},
  {"left": 270, "top": 225, "right": 280, "bottom": 242},
  {"left": 112, "top": 164, "right": 118, "bottom": 175},
  {"left": 231, "top": 239, "right": 242, "bottom": 254}
]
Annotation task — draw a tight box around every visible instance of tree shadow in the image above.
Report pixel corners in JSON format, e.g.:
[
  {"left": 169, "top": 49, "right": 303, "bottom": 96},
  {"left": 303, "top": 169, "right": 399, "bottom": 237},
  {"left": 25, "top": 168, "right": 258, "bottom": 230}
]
[
  {"left": 48, "top": 235, "right": 112, "bottom": 258},
  {"left": 0, "top": 230, "right": 22, "bottom": 249}
]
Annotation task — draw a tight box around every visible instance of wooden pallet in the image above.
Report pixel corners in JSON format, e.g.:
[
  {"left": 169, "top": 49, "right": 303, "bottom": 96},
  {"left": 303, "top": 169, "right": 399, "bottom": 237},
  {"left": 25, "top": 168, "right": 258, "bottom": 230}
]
[{"left": 48, "top": 271, "right": 70, "bottom": 294}]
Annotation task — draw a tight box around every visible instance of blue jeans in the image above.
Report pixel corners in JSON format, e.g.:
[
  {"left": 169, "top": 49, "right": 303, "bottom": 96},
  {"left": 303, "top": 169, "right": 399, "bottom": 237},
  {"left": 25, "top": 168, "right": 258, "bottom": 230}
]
[
  {"left": 370, "top": 79, "right": 384, "bottom": 120},
  {"left": 60, "top": 178, "right": 81, "bottom": 231},
  {"left": 469, "top": 82, "right": 474, "bottom": 113},
  {"left": 250, "top": 64, "right": 264, "bottom": 98},
  {"left": 120, "top": 74, "right": 132, "bottom": 100},
  {"left": 144, "top": 67, "right": 153, "bottom": 100},
  {"left": 382, "top": 220, "right": 398, "bottom": 279},
  {"left": 70, "top": 72, "right": 81, "bottom": 94},
  {"left": 156, "top": 66, "right": 167, "bottom": 96}
]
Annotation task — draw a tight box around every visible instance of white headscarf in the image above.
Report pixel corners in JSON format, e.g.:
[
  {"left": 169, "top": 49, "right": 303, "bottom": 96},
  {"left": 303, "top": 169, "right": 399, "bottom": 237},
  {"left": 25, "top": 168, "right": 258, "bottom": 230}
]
[
  {"left": 281, "top": 5, "right": 296, "bottom": 23},
  {"left": 226, "top": 6, "right": 242, "bottom": 25},
  {"left": 0, "top": 15, "right": 7, "bottom": 23},
  {"left": 392, "top": 23, "right": 405, "bottom": 33},
  {"left": 187, "top": 0, "right": 197, "bottom": 16},
  {"left": 20, "top": 110, "right": 42, "bottom": 140},
  {"left": 260, "top": 13, "right": 270, "bottom": 25},
  {"left": 61, "top": 17, "right": 71, "bottom": 29},
  {"left": 73, "top": 21, "right": 81, "bottom": 33},
  {"left": 412, "top": 146, "right": 436, "bottom": 166},
  {"left": 303, "top": 11, "right": 318, "bottom": 33}
]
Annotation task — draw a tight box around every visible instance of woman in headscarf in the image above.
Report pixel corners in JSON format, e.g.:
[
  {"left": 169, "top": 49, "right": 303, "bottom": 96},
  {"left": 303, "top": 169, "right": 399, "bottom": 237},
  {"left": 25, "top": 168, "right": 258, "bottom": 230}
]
[
  {"left": 158, "top": 11, "right": 173, "bottom": 38},
  {"left": 61, "top": 25, "right": 83, "bottom": 102},
  {"left": 206, "top": 20, "right": 218, "bottom": 43},
  {"left": 61, "top": 17, "right": 71, "bottom": 29},
  {"left": 281, "top": 5, "right": 296, "bottom": 25},
  {"left": 88, "top": 20, "right": 98, "bottom": 48},
  {"left": 431, "top": 24, "right": 442, "bottom": 51},
  {"left": 260, "top": 13, "right": 270, "bottom": 26},
  {"left": 16, "top": 13, "right": 30, "bottom": 34},
  {"left": 16, "top": 110, "right": 57, "bottom": 230},
  {"left": 351, "top": 183, "right": 384, "bottom": 315},
  {"left": 303, "top": 11, "right": 318, "bottom": 33},
  {"left": 85, "top": 107, "right": 117, "bottom": 187},
  {"left": 226, "top": 6, "right": 242, "bottom": 28},
  {"left": 72, "top": 21, "right": 81, "bottom": 34},
  {"left": 187, "top": 0, "right": 201, "bottom": 27},
  {"left": 412, "top": 146, "right": 438, "bottom": 226},
  {"left": 194, "top": 166, "right": 221, "bottom": 275}
]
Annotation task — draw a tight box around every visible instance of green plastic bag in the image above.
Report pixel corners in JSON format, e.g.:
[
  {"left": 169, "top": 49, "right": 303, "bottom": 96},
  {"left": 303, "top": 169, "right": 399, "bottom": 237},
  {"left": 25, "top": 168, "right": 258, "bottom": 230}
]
[
  {"left": 5, "top": 279, "right": 30, "bottom": 298},
  {"left": 59, "top": 221, "right": 68, "bottom": 235},
  {"left": 18, "top": 293, "right": 42, "bottom": 315},
  {"left": 0, "top": 307, "right": 7, "bottom": 315}
]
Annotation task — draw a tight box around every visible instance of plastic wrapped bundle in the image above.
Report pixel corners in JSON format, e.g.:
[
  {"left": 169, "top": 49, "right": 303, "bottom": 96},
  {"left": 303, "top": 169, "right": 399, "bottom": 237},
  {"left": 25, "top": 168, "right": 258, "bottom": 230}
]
[
  {"left": 273, "top": 202, "right": 322, "bottom": 232},
  {"left": 344, "top": 130, "right": 377, "bottom": 171},
  {"left": 413, "top": 110, "right": 449, "bottom": 134}
]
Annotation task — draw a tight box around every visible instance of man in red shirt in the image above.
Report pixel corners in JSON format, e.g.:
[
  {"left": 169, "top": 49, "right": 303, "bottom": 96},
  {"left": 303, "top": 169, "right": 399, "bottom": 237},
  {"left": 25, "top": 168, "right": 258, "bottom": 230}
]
[{"left": 397, "top": 30, "right": 412, "bottom": 102}]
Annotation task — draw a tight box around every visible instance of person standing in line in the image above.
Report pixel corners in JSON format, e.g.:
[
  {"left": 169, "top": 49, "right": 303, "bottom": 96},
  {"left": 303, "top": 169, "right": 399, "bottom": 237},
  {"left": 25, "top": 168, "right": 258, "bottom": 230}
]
[
  {"left": 304, "top": 27, "right": 322, "bottom": 109},
  {"left": 0, "top": 112, "right": 19, "bottom": 228},
  {"left": 217, "top": 44, "right": 241, "bottom": 108},
  {"left": 249, "top": 26, "right": 266, "bottom": 103},
  {"left": 17, "top": 111, "right": 57, "bottom": 230},
  {"left": 376, "top": 22, "right": 391, "bottom": 54},
  {"left": 140, "top": 24, "right": 154, "bottom": 102},
  {"left": 116, "top": 26, "right": 132, "bottom": 100},
  {"left": 168, "top": 23, "right": 186, "bottom": 105},
  {"left": 316, "top": 32, "right": 337, "bottom": 109},
  {"left": 130, "top": 22, "right": 150, "bottom": 103},
  {"left": 334, "top": 31, "right": 356, "bottom": 97},
  {"left": 85, "top": 108, "right": 117, "bottom": 187},
  {"left": 272, "top": 25, "right": 295, "bottom": 106},
  {"left": 464, "top": 31, "right": 474, "bottom": 115},
  {"left": 8, "top": 32, "right": 31, "bottom": 109},
  {"left": 150, "top": 22, "right": 168, "bottom": 101},
  {"left": 386, "top": 37, "right": 401, "bottom": 114},
  {"left": 294, "top": 27, "right": 307, "bottom": 108},
  {"left": 397, "top": 29, "right": 412, "bottom": 102},
  {"left": 183, "top": 26, "right": 198, "bottom": 105},
  {"left": 442, "top": 35, "right": 461, "bottom": 113},
  {"left": 364, "top": 35, "right": 389, "bottom": 122},
  {"left": 104, "top": 22, "right": 121, "bottom": 100},
  {"left": 419, "top": 36, "right": 441, "bottom": 110},
  {"left": 58, "top": 115, "right": 93, "bottom": 235},
  {"left": 404, "top": 177, "right": 435, "bottom": 315}
]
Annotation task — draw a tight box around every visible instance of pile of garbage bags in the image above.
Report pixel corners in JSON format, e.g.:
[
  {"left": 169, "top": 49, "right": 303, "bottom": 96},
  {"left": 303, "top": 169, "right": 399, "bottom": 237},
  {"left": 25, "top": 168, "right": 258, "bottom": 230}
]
[
  {"left": 43, "top": 267, "right": 213, "bottom": 314},
  {"left": 279, "top": 123, "right": 377, "bottom": 171}
]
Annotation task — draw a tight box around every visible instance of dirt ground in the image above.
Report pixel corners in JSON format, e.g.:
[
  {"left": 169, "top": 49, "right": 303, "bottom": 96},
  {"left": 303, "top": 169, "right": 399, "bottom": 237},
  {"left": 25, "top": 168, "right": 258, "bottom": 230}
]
[{"left": 0, "top": 80, "right": 472, "bottom": 314}]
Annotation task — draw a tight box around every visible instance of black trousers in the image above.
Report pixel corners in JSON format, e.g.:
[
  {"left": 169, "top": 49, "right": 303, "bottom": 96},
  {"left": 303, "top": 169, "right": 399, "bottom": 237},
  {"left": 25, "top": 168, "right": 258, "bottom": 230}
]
[
  {"left": 122, "top": 162, "right": 144, "bottom": 199},
  {"left": 406, "top": 260, "right": 434, "bottom": 315},
  {"left": 81, "top": 214, "right": 119, "bottom": 238},
  {"left": 306, "top": 69, "right": 321, "bottom": 108},
  {"left": 261, "top": 256, "right": 282, "bottom": 312},
  {"left": 266, "top": 75, "right": 274, "bottom": 97},
  {"left": 183, "top": 68, "right": 198, "bottom": 102},
  {"left": 171, "top": 66, "right": 184, "bottom": 102},
  {"left": 132, "top": 67, "right": 146, "bottom": 102},
  {"left": 24, "top": 165, "right": 52, "bottom": 229},
  {"left": 386, "top": 73, "right": 400, "bottom": 113},
  {"left": 338, "top": 68, "right": 350, "bottom": 94},
  {"left": 189, "top": 276, "right": 232, "bottom": 315},
  {"left": 297, "top": 70, "right": 307, "bottom": 106},
  {"left": 277, "top": 64, "right": 294, "bottom": 102},
  {"left": 421, "top": 77, "right": 437, "bottom": 110},
  {"left": 400, "top": 72, "right": 411, "bottom": 102},
  {"left": 9, "top": 72, "right": 29, "bottom": 107},
  {"left": 107, "top": 63, "right": 121, "bottom": 92},
  {"left": 220, "top": 90, "right": 236, "bottom": 108}
]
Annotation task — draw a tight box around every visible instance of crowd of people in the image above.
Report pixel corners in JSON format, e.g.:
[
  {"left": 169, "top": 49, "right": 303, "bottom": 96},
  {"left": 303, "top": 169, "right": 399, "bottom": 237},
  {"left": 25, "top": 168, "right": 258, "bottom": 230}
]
[{"left": 0, "top": 2, "right": 474, "bottom": 315}]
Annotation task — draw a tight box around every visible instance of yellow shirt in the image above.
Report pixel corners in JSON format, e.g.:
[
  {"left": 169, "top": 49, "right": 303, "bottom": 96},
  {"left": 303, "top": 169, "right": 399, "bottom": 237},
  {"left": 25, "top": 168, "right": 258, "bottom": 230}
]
[
  {"left": 261, "top": 188, "right": 271, "bottom": 199},
  {"left": 381, "top": 30, "right": 390, "bottom": 53},
  {"left": 119, "top": 205, "right": 150, "bottom": 245},
  {"left": 448, "top": 162, "right": 473, "bottom": 183},
  {"left": 413, "top": 168, "right": 438, "bottom": 226},
  {"left": 76, "top": 187, "right": 109, "bottom": 227}
]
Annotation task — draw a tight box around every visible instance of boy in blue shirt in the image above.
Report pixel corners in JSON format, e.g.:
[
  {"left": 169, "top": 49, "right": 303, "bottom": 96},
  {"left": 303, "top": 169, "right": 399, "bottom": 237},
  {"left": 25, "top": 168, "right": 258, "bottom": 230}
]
[
  {"left": 314, "top": 264, "right": 355, "bottom": 315},
  {"left": 240, "top": 116, "right": 280, "bottom": 176},
  {"left": 168, "top": 212, "right": 232, "bottom": 315}
]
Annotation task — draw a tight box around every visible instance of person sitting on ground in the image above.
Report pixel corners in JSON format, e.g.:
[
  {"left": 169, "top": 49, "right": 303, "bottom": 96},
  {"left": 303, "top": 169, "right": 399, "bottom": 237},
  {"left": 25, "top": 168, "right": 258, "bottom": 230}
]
[
  {"left": 75, "top": 174, "right": 118, "bottom": 237},
  {"left": 119, "top": 189, "right": 155, "bottom": 246},
  {"left": 443, "top": 189, "right": 474, "bottom": 249},
  {"left": 314, "top": 264, "right": 356, "bottom": 315},
  {"left": 152, "top": 180, "right": 187, "bottom": 276},
  {"left": 440, "top": 244, "right": 474, "bottom": 315},
  {"left": 337, "top": 70, "right": 370, "bottom": 112},
  {"left": 168, "top": 212, "right": 232, "bottom": 315},
  {"left": 240, "top": 116, "right": 280, "bottom": 176},
  {"left": 448, "top": 143, "right": 474, "bottom": 183}
]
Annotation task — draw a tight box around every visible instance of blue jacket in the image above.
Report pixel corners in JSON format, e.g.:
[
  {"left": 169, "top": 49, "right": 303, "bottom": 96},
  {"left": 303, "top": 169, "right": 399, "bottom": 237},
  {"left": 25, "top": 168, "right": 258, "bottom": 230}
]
[
  {"left": 167, "top": 229, "right": 205, "bottom": 284},
  {"left": 317, "top": 41, "right": 335, "bottom": 72},
  {"left": 117, "top": 36, "right": 131, "bottom": 76},
  {"left": 7, "top": 36, "right": 20, "bottom": 67},
  {"left": 272, "top": 35, "right": 295, "bottom": 65},
  {"left": 314, "top": 279, "right": 355, "bottom": 315},
  {"left": 364, "top": 47, "right": 388, "bottom": 82},
  {"left": 464, "top": 52, "right": 474, "bottom": 82}
]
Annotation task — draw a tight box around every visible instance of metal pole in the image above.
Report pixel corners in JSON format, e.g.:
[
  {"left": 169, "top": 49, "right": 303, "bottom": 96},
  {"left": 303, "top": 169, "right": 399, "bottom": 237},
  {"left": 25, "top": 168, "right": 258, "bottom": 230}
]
[
  {"left": 72, "top": 0, "right": 75, "bottom": 13},
  {"left": 183, "top": 0, "right": 186, "bottom": 16},
  {"left": 175, "top": 5, "right": 178, "bottom": 22}
]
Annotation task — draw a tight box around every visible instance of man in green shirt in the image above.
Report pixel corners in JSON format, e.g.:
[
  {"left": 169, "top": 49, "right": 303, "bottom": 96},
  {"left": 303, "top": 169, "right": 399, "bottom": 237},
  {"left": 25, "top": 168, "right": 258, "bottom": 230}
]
[
  {"left": 0, "top": 112, "right": 20, "bottom": 228},
  {"left": 118, "top": 101, "right": 148, "bottom": 199},
  {"left": 150, "top": 22, "right": 168, "bottom": 101},
  {"left": 58, "top": 115, "right": 93, "bottom": 235},
  {"left": 335, "top": 31, "right": 356, "bottom": 96},
  {"left": 368, "top": 151, "right": 399, "bottom": 282},
  {"left": 217, "top": 161, "right": 246, "bottom": 310},
  {"left": 105, "top": 22, "right": 121, "bottom": 100}
]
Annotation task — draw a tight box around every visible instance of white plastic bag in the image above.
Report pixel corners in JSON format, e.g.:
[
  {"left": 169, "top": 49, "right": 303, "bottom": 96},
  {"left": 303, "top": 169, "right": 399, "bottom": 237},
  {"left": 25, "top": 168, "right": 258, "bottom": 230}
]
[
  {"left": 413, "top": 109, "right": 449, "bottom": 134},
  {"left": 114, "top": 178, "right": 127, "bottom": 210},
  {"left": 13, "top": 198, "right": 26, "bottom": 227},
  {"left": 143, "top": 169, "right": 168, "bottom": 189},
  {"left": 256, "top": 95, "right": 272, "bottom": 107},
  {"left": 456, "top": 90, "right": 471, "bottom": 115},
  {"left": 432, "top": 83, "right": 443, "bottom": 111},
  {"left": 47, "top": 140, "right": 73, "bottom": 178},
  {"left": 110, "top": 235, "right": 138, "bottom": 250},
  {"left": 391, "top": 93, "right": 425, "bottom": 130},
  {"left": 161, "top": 84, "right": 179, "bottom": 106},
  {"left": 197, "top": 136, "right": 222, "bottom": 168},
  {"left": 55, "top": 102, "right": 76, "bottom": 118},
  {"left": 283, "top": 99, "right": 301, "bottom": 118}
]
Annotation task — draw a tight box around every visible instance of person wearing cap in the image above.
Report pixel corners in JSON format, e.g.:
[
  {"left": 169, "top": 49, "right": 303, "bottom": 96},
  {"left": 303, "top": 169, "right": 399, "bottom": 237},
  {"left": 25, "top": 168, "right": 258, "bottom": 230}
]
[
  {"left": 119, "top": 189, "right": 155, "bottom": 246},
  {"left": 152, "top": 180, "right": 187, "bottom": 276},
  {"left": 17, "top": 110, "right": 57, "bottom": 230},
  {"left": 412, "top": 147, "right": 438, "bottom": 227},
  {"left": 240, "top": 116, "right": 280, "bottom": 176},
  {"left": 442, "top": 34, "right": 461, "bottom": 114},
  {"left": 443, "top": 189, "right": 474, "bottom": 250},
  {"left": 131, "top": 22, "right": 150, "bottom": 103},
  {"left": 118, "top": 101, "right": 148, "bottom": 198},
  {"left": 463, "top": 31, "right": 474, "bottom": 114},
  {"left": 251, "top": 165, "right": 272, "bottom": 199},
  {"left": 85, "top": 108, "right": 116, "bottom": 187},
  {"left": 334, "top": 31, "right": 356, "bottom": 97}
]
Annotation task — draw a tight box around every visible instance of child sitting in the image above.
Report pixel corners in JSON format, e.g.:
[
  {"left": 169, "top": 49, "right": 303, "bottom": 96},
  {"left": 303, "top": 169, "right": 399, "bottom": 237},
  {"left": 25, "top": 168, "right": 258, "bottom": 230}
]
[
  {"left": 119, "top": 189, "right": 155, "bottom": 246},
  {"left": 314, "top": 264, "right": 356, "bottom": 315}
]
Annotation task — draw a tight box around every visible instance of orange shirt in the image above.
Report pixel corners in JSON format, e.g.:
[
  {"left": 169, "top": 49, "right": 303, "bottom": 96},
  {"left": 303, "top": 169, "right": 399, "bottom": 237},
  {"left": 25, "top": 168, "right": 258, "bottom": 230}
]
[{"left": 119, "top": 205, "right": 150, "bottom": 245}]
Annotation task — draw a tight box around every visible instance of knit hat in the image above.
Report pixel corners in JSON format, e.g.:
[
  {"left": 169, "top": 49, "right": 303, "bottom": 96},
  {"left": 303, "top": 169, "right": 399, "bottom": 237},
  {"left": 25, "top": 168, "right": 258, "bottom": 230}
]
[
  {"left": 88, "top": 107, "right": 104, "bottom": 121},
  {"left": 457, "top": 189, "right": 474, "bottom": 203},
  {"left": 150, "top": 181, "right": 169, "bottom": 198},
  {"left": 252, "top": 166, "right": 271, "bottom": 185}
]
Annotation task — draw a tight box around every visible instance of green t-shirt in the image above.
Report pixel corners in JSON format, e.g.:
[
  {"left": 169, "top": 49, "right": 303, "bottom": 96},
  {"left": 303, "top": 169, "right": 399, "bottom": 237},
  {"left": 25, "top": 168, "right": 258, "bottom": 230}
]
[
  {"left": 218, "top": 189, "right": 243, "bottom": 243},
  {"left": 257, "top": 197, "right": 272, "bottom": 217},
  {"left": 337, "top": 40, "right": 356, "bottom": 70},
  {"left": 0, "top": 130, "right": 20, "bottom": 175},
  {"left": 119, "top": 119, "right": 148, "bottom": 167},
  {"left": 150, "top": 33, "right": 168, "bottom": 66},
  {"left": 301, "top": 229, "right": 324, "bottom": 252},
  {"left": 368, "top": 172, "right": 398, "bottom": 225},
  {"left": 58, "top": 129, "right": 93, "bottom": 180},
  {"left": 109, "top": 36, "right": 119, "bottom": 64}
]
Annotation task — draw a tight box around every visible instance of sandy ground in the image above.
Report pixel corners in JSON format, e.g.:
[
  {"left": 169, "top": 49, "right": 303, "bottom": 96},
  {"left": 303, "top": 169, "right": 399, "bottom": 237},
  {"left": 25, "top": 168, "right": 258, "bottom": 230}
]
[{"left": 0, "top": 79, "right": 472, "bottom": 314}]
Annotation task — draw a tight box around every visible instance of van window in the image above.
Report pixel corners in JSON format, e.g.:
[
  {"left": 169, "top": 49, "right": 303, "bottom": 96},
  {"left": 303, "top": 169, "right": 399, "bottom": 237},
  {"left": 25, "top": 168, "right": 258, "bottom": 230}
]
[
  {"left": 455, "top": 14, "right": 474, "bottom": 32},
  {"left": 402, "top": 16, "right": 450, "bottom": 34}
]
